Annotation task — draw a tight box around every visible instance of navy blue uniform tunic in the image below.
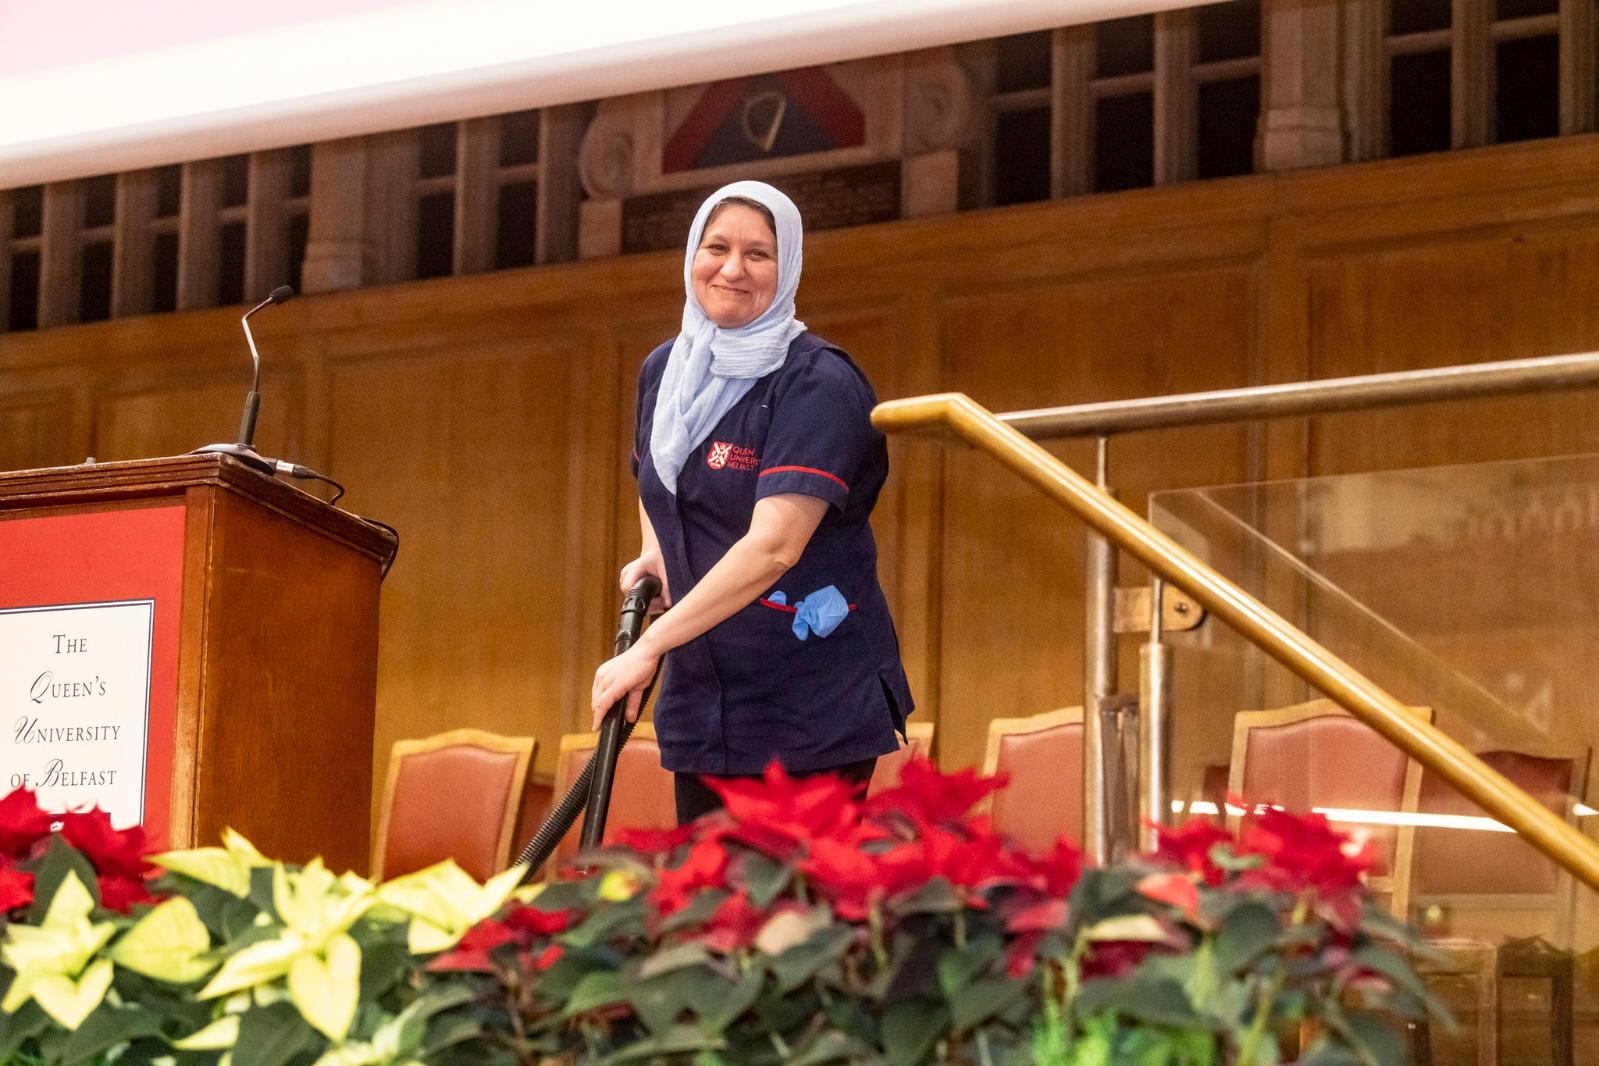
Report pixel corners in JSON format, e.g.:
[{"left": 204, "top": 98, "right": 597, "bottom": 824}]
[{"left": 632, "top": 331, "right": 914, "bottom": 775}]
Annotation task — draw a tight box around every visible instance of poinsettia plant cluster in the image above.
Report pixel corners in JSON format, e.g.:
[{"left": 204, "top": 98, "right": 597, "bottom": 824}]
[
  {"left": 0, "top": 788, "right": 157, "bottom": 918},
  {"left": 0, "top": 767, "right": 1444, "bottom": 1066},
  {"left": 417, "top": 761, "right": 1444, "bottom": 1066}
]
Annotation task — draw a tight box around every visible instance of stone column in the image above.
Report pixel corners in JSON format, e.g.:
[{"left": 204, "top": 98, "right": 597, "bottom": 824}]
[
  {"left": 301, "top": 138, "right": 371, "bottom": 293},
  {"left": 1258, "top": 0, "right": 1347, "bottom": 170}
]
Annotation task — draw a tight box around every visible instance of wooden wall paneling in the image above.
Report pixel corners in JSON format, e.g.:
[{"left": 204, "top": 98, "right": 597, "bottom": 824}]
[
  {"left": 326, "top": 333, "right": 593, "bottom": 804},
  {"left": 0, "top": 391, "right": 75, "bottom": 473},
  {"left": 91, "top": 367, "right": 299, "bottom": 466},
  {"left": 1301, "top": 222, "right": 1599, "bottom": 475},
  {"left": 935, "top": 259, "right": 1260, "bottom": 773}
]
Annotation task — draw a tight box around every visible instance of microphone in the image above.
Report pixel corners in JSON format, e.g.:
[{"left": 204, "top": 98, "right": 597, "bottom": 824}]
[{"left": 193, "top": 285, "right": 295, "bottom": 474}]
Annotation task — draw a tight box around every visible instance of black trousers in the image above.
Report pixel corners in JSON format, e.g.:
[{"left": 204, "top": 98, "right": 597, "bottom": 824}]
[{"left": 674, "top": 758, "right": 877, "bottom": 825}]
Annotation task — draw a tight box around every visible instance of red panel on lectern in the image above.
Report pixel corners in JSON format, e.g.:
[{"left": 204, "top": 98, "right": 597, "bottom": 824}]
[{"left": 0, "top": 506, "right": 186, "bottom": 845}]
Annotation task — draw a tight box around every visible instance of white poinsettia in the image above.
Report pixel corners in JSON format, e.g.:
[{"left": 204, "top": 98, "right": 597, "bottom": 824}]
[
  {"left": 107, "top": 895, "right": 216, "bottom": 984},
  {"left": 372, "top": 860, "right": 528, "bottom": 954},
  {"left": 152, "top": 827, "right": 271, "bottom": 898},
  {"left": 196, "top": 859, "right": 377, "bottom": 1043},
  {"left": 0, "top": 871, "right": 118, "bottom": 1028}
]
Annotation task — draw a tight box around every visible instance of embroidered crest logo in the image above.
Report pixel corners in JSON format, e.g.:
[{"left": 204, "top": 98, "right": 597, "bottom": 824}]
[{"left": 705, "top": 441, "right": 759, "bottom": 472}]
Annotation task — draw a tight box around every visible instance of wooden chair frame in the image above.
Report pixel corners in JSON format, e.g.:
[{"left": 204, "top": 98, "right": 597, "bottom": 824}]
[
  {"left": 979, "top": 707, "right": 1084, "bottom": 815},
  {"left": 372, "top": 727, "right": 535, "bottom": 881},
  {"left": 1227, "top": 698, "right": 1432, "bottom": 920}
]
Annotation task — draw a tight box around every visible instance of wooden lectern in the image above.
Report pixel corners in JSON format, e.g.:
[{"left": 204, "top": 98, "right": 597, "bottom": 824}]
[{"left": 0, "top": 455, "right": 393, "bottom": 874}]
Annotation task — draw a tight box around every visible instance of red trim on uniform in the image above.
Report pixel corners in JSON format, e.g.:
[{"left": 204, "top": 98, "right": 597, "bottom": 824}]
[
  {"left": 759, "top": 465, "right": 849, "bottom": 492},
  {"left": 759, "top": 598, "right": 858, "bottom": 613}
]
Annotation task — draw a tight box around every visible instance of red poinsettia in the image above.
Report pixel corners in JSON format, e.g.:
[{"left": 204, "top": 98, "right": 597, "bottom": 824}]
[
  {"left": 57, "top": 807, "right": 160, "bottom": 913},
  {"left": 0, "top": 861, "right": 34, "bottom": 913},
  {"left": 0, "top": 788, "right": 54, "bottom": 858},
  {"left": 706, "top": 763, "right": 861, "bottom": 855},
  {"left": 1238, "top": 807, "right": 1374, "bottom": 928},
  {"left": 867, "top": 759, "right": 1007, "bottom": 827},
  {"left": 1137, "top": 872, "right": 1202, "bottom": 924},
  {"left": 650, "top": 835, "right": 731, "bottom": 916},
  {"left": 1029, "top": 838, "right": 1084, "bottom": 897},
  {"left": 1153, "top": 819, "right": 1232, "bottom": 886},
  {"left": 799, "top": 835, "right": 935, "bottom": 920},
  {"left": 693, "top": 890, "right": 767, "bottom": 953},
  {"left": 428, "top": 919, "right": 521, "bottom": 972},
  {"left": 618, "top": 823, "right": 697, "bottom": 855},
  {"left": 504, "top": 904, "right": 578, "bottom": 937}
]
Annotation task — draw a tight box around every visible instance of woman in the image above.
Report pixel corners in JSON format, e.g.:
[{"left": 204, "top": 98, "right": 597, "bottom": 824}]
[{"left": 589, "top": 180, "right": 914, "bottom": 824}]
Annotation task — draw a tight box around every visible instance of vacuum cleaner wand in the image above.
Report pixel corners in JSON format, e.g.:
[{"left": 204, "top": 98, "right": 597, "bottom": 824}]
[{"left": 512, "top": 575, "right": 662, "bottom": 879}]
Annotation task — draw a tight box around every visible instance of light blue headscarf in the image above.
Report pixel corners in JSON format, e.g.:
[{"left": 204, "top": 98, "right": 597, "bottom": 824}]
[{"left": 649, "top": 180, "right": 805, "bottom": 494}]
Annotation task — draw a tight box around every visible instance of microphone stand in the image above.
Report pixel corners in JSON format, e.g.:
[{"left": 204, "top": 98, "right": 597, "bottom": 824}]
[{"left": 194, "top": 285, "right": 294, "bottom": 474}]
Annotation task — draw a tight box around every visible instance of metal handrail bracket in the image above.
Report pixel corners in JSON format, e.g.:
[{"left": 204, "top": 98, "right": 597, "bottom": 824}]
[{"left": 872, "top": 391, "right": 1599, "bottom": 894}]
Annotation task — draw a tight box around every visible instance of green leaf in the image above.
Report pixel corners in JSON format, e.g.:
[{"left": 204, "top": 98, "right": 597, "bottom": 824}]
[
  {"left": 881, "top": 998, "right": 949, "bottom": 1066},
  {"left": 56, "top": 1003, "right": 160, "bottom": 1065},
  {"left": 0, "top": 1000, "right": 52, "bottom": 1060},
  {"left": 658, "top": 890, "right": 728, "bottom": 934},
  {"left": 767, "top": 925, "right": 852, "bottom": 995},
  {"left": 1339, "top": 1013, "right": 1405, "bottom": 1066},
  {"left": 232, "top": 1002, "right": 317, "bottom": 1066},
  {"left": 737, "top": 852, "right": 792, "bottom": 910},
  {"left": 27, "top": 837, "right": 101, "bottom": 924},
  {"left": 596, "top": 1023, "right": 724, "bottom": 1064},
  {"left": 887, "top": 878, "right": 962, "bottom": 917},
  {"left": 1214, "top": 901, "right": 1280, "bottom": 974},
  {"left": 937, "top": 945, "right": 992, "bottom": 997},
  {"left": 637, "top": 943, "right": 713, "bottom": 980},
  {"left": 786, "top": 1029, "right": 877, "bottom": 1065},
  {"left": 1118, "top": 976, "right": 1211, "bottom": 1030},
  {"left": 1349, "top": 945, "right": 1429, "bottom": 1002},
  {"left": 697, "top": 967, "right": 765, "bottom": 1033},
  {"left": 564, "top": 970, "right": 627, "bottom": 1016},
  {"left": 948, "top": 976, "right": 1027, "bottom": 1034},
  {"left": 564, "top": 896, "right": 645, "bottom": 948}
]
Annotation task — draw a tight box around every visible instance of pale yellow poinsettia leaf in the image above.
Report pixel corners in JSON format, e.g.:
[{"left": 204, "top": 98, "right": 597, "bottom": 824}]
[
  {"left": 32, "top": 958, "right": 113, "bottom": 1030},
  {"left": 108, "top": 896, "right": 216, "bottom": 984},
  {"left": 1083, "top": 914, "right": 1172, "bottom": 943},
  {"left": 173, "top": 1015, "right": 242, "bottom": 1051},
  {"left": 198, "top": 936, "right": 303, "bottom": 1000},
  {"left": 288, "top": 933, "right": 361, "bottom": 1042}
]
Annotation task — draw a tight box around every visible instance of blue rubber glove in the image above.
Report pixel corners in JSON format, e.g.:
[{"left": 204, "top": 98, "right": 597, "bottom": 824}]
[{"left": 792, "top": 585, "right": 849, "bottom": 640}]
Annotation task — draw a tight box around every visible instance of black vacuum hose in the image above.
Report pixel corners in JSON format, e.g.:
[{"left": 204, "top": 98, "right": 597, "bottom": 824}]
[{"left": 513, "top": 576, "right": 661, "bottom": 880}]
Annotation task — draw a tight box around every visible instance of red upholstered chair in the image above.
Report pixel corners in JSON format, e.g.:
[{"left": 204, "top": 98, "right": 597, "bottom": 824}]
[
  {"left": 980, "top": 708, "right": 1084, "bottom": 854},
  {"left": 1408, "top": 749, "right": 1590, "bottom": 1066},
  {"left": 1226, "top": 699, "right": 1432, "bottom": 919},
  {"left": 867, "top": 721, "right": 937, "bottom": 797},
  {"left": 547, "top": 722, "right": 677, "bottom": 870},
  {"left": 372, "top": 728, "right": 535, "bottom": 883}
]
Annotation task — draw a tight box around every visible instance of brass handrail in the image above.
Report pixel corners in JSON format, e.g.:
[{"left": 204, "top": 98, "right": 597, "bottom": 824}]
[
  {"left": 995, "top": 350, "right": 1599, "bottom": 439},
  {"left": 872, "top": 391, "right": 1599, "bottom": 893}
]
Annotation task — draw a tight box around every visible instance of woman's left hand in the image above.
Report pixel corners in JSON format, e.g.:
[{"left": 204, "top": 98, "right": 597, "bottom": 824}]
[{"left": 590, "top": 644, "right": 662, "bottom": 729}]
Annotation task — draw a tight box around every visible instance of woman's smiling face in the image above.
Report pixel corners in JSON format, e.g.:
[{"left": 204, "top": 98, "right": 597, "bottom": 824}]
[{"left": 691, "top": 203, "right": 779, "bottom": 329}]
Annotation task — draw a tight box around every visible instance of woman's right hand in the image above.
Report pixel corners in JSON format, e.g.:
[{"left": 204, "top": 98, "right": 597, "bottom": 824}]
[{"left": 620, "top": 551, "right": 671, "bottom": 612}]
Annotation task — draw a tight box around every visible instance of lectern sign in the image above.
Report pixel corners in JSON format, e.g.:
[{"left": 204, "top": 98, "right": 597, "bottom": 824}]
[
  {"left": 0, "top": 505, "right": 185, "bottom": 845},
  {"left": 2, "top": 600, "right": 156, "bottom": 828}
]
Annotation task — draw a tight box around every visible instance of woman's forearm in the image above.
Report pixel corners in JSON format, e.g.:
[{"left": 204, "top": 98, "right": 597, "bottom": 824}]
[{"left": 636, "top": 493, "right": 826, "bottom": 658}]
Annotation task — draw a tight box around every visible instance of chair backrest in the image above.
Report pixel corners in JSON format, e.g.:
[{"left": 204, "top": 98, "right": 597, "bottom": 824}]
[
  {"left": 1411, "top": 748, "right": 1589, "bottom": 936},
  {"left": 548, "top": 723, "right": 677, "bottom": 868},
  {"left": 373, "top": 728, "right": 535, "bottom": 883},
  {"left": 1228, "top": 698, "right": 1431, "bottom": 918},
  {"left": 867, "top": 721, "right": 937, "bottom": 797},
  {"left": 981, "top": 708, "right": 1084, "bottom": 855}
]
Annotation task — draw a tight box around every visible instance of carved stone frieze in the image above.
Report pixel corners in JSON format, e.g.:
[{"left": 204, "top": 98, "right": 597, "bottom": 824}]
[{"left": 902, "top": 48, "right": 975, "bottom": 155}]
